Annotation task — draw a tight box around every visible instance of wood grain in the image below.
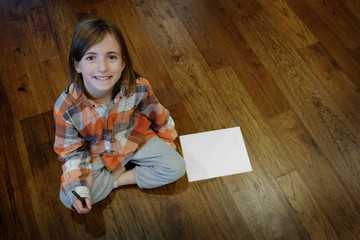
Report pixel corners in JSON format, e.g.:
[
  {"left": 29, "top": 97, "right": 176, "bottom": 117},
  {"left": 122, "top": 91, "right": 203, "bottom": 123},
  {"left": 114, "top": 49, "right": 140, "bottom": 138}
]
[
  {"left": 286, "top": 0, "right": 360, "bottom": 89},
  {"left": 42, "top": 0, "right": 78, "bottom": 70},
  {"left": 224, "top": 170, "right": 309, "bottom": 239},
  {"left": 198, "top": 178, "right": 254, "bottom": 239},
  {"left": 0, "top": 74, "right": 38, "bottom": 240},
  {"left": 236, "top": 11, "right": 360, "bottom": 210},
  {"left": 220, "top": 0, "right": 262, "bottom": 18},
  {"left": 146, "top": 177, "right": 243, "bottom": 240},
  {"left": 256, "top": 0, "right": 318, "bottom": 48},
  {"left": 346, "top": 0, "right": 360, "bottom": 19},
  {"left": 302, "top": 0, "right": 360, "bottom": 50},
  {"left": 297, "top": 43, "right": 360, "bottom": 132},
  {"left": 212, "top": 67, "right": 306, "bottom": 238},
  {"left": 23, "top": 4, "right": 59, "bottom": 62},
  {"left": 109, "top": 187, "right": 166, "bottom": 240},
  {"left": 268, "top": 110, "right": 360, "bottom": 238},
  {"left": 131, "top": 0, "right": 227, "bottom": 132},
  {"left": 171, "top": 0, "right": 291, "bottom": 119},
  {"left": 277, "top": 170, "right": 338, "bottom": 240}
]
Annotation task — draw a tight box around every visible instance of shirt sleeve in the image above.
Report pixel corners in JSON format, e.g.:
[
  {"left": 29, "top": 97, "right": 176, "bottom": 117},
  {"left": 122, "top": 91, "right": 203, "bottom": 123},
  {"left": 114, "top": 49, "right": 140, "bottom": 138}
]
[
  {"left": 53, "top": 107, "right": 92, "bottom": 205},
  {"left": 139, "top": 79, "right": 178, "bottom": 145}
]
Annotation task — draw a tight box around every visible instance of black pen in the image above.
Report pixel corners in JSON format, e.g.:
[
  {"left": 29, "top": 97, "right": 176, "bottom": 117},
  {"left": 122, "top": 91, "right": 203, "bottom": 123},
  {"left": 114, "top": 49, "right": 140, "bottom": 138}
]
[{"left": 72, "top": 191, "right": 87, "bottom": 207}]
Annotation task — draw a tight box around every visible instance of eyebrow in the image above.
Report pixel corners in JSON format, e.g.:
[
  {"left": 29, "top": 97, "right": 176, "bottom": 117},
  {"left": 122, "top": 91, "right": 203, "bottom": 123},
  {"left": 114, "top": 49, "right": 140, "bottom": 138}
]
[{"left": 84, "top": 51, "right": 121, "bottom": 55}]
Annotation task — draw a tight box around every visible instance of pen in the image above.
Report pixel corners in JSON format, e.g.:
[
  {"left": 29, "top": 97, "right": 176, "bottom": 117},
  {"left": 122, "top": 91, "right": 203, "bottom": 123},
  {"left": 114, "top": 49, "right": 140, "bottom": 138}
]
[{"left": 72, "top": 191, "right": 87, "bottom": 207}]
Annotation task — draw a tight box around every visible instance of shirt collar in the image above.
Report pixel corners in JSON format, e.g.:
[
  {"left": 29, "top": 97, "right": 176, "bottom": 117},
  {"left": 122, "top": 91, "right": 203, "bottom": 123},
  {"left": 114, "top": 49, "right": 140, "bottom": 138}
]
[{"left": 68, "top": 83, "right": 124, "bottom": 108}]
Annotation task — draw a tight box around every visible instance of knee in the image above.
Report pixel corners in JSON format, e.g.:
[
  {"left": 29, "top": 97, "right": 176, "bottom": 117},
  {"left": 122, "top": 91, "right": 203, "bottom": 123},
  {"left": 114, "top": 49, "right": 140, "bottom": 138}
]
[
  {"left": 59, "top": 189, "right": 72, "bottom": 210},
  {"left": 170, "top": 156, "right": 186, "bottom": 181}
]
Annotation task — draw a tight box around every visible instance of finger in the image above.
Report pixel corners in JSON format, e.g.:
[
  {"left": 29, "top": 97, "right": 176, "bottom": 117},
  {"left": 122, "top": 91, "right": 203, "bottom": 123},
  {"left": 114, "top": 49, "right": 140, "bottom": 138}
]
[
  {"left": 72, "top": 199, "right": 81, "bottom": 210},
  {"left": 77, "top": 205, "right": 90, "bottom": 214},
  {"left": 85, "top": 198, "right": 92, "bottom": 210},
  {"left": 72, "top": 199, "right": 90, "bottom": 214}
]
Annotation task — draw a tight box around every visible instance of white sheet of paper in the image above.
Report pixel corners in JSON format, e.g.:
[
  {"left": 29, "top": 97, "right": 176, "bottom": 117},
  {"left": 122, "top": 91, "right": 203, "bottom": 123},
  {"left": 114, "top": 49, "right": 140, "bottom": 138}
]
[{"left": 179, "top": 127, "right": 252, "bottom": 182}]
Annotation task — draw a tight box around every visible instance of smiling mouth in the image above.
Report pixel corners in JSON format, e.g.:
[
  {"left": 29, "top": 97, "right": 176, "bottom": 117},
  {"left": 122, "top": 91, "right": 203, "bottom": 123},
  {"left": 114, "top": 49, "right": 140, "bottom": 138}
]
[{"left": 93, "top": 76, "right": 112, "bottom": 80}]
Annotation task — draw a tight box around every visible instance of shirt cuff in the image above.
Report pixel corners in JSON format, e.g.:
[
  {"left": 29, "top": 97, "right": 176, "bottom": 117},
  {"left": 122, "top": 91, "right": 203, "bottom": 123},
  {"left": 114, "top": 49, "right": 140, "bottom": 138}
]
[{"left": 69, "top": 186, "right": 91, "bottom": 206}]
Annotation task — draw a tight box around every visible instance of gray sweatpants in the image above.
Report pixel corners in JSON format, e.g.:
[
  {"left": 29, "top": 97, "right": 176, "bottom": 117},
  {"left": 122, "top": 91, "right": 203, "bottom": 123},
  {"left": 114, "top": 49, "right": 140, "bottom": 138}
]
[{"left": 60, "top": 136, "right": 185, "bottom": 209}]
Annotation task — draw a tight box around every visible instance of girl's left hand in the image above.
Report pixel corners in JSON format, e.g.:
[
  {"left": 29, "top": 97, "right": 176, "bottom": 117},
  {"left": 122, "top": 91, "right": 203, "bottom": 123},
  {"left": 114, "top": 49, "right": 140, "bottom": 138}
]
[{"left": 72, "top": 198, "right": 92, "bottom": 214}]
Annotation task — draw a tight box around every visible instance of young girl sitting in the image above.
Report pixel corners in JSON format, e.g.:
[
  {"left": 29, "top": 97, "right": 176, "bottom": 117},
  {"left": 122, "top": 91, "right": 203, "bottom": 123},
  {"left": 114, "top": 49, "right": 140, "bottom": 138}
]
[{"left": 54, "top": 18, "right": 185, "bottom": 214}]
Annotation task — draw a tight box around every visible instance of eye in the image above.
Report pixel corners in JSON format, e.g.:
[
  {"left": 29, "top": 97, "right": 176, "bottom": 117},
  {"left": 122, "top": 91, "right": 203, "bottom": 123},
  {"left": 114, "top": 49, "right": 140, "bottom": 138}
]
[
  {"left": 108, "top": 55, "right": 118, "bottom": 60},
  {"left": 85, "top": 56, "right": 95, "bottom": 61}
]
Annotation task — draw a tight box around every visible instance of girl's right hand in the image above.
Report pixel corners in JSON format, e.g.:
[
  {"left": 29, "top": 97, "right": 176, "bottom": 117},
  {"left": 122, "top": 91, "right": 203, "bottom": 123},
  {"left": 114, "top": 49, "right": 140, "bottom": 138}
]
[{"left": 72, "top": 198, "right": 92, "bottom": 214}]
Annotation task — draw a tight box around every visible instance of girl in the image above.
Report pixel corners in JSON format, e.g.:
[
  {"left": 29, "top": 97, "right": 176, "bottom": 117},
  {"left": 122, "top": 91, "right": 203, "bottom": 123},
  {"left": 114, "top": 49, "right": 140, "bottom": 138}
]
[{"left": 54, "top": 19, "right": 185, "bottom": 214}]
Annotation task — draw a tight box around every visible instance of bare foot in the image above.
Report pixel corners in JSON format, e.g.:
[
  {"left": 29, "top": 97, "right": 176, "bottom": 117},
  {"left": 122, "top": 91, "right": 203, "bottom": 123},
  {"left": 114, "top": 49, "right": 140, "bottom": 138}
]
[{"left": 113, "top": 167, "right": 136, "bottom": 188}]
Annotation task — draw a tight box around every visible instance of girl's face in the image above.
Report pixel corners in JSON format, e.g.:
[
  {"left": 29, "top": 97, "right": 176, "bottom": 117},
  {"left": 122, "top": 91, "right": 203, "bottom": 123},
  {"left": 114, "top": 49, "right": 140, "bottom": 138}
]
[{"left": 75, "top": 33, "right": 125, "bottom": 103}]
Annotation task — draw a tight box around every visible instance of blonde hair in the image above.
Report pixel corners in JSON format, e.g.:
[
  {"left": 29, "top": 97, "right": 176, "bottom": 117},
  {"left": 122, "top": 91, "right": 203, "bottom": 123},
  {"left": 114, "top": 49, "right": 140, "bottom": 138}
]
[{"left": 66, "top": 18, "right": 137, "bottom": 98}]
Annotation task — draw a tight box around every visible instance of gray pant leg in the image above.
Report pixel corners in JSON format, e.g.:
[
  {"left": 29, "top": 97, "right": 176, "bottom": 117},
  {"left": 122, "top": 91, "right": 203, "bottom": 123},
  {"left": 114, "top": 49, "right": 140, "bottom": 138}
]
[{"left": 131, "top": 136, "right": 186, "bottom": 189}]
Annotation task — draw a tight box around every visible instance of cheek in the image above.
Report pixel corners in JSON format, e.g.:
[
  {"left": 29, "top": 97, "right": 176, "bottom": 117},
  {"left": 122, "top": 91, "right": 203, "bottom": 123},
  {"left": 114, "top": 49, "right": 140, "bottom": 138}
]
[{"left": 81, "top": 65, "right": 94, "bottom": 75}]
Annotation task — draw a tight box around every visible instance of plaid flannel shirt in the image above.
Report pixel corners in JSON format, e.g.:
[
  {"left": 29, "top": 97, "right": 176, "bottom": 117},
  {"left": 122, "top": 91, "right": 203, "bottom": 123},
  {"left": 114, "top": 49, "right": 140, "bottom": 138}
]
[{"left": 54, "top": 78, "right": 177, "bottom": 203}]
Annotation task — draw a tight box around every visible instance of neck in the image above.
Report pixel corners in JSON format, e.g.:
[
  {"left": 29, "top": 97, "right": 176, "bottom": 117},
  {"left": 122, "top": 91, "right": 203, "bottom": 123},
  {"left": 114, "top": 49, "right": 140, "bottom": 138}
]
[{"left": 94, "top": 95, "right": 112, "bottom": 106}]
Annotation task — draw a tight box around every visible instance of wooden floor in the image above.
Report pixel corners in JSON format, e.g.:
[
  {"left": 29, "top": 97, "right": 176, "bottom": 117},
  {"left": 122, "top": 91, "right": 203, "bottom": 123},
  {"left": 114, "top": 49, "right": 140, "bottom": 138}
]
[{"left": 1, "top": 0, "right": 360, "bottom": 239}]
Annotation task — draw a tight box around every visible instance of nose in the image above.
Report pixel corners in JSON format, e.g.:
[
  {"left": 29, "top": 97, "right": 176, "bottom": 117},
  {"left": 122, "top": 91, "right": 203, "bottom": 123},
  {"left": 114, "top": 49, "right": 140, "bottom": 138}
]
[{"left": 97, "top": 57, "right": 108, "bottom": 72}]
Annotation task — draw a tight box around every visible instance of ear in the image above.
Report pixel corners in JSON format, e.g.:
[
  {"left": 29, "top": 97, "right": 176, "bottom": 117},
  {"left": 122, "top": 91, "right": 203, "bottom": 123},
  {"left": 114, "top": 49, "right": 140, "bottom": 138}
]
[
  {"left": 121, "top": 57, "right": 126, "bottom": 70},
  {"left": 74, "top": 60, "right": 81, "bottom": 73}
]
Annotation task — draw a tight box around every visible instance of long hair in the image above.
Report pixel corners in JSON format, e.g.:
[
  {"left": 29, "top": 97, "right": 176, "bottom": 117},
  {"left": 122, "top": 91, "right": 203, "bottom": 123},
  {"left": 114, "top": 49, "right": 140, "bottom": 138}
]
[{"left": 66, "top": 18, "right": 137, "bottom": 98}]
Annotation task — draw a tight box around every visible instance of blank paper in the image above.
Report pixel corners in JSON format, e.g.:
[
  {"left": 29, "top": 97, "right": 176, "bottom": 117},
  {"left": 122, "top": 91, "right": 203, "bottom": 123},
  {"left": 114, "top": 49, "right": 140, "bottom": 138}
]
[{"left": 179, "top": 127, "right": 252, "bottom": 182}]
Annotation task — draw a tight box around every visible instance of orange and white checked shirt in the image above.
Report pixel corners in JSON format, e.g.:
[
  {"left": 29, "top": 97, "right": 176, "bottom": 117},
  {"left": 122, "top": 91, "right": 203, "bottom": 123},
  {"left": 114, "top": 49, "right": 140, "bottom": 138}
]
[{"left": 54, "top": 78, "right": 177, "bottom": 200}]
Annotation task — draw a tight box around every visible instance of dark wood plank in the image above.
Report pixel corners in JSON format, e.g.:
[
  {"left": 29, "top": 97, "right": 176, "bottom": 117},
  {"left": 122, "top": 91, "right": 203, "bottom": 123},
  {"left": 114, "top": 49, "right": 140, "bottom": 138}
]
[
  {"left": 198, "top": 178, "right": 254, "bottom": 239},
  {"left": 345, "top": 0, "right": 360, "bottom": 19},
  {"left": 1, "top": 0, "right": 28, "bottom": 53},
  {"left": 146, "top": 177, "right": 241, "bottom": 240},
  {"left": 38, "top": 57, "right": 68, "bottom": 104},
  {"left": 303, "top": 0, "right": 360, "bottom": 50},
  {"left": 171, "top": 0, "right": 291, "bottom": 119},
  {"left": 23, "top": 3, "right": 59, "bottom": 62},
  {"left": 225, "top": 172, "right": 310, "bottom": 239},
  {"left": 109, "top": 187, "right": 166, "bottom": 240},
  {"left": 269, "top": 110, "right": 360, "bottom": 238},
  {"left": 236, "top": 11, "right": 360, "bottom": 235},
  {"left": 276, "top": 170, "right": 338, "bottom": 239},
  {"left": 42, "top": 0, "right": 79, "bottom": 71},
  {"left": 166, "top": 101, "right": 198, "bottom": 155},
  {"left": 0, "top": 71, "right": 39, "bottom": 240},
  {"left": 1, "top": 3, "right": 40, "bottom": 120},
  {"left": 256, "top": 0, "right": 318, "bottom": 48},
  {"left": 220, "top": 0, "right": 262, "bottom": 18},
  {"left": 297, "top": 42, "right": 360, "bottom": 132},
  {"left": 5, "top": 47, "right": 64, "bottom": 119},
  {"left": 166, "top": 101, "right": 197, "bottom": 136},
  {"left": 1, "top": 0, "right": 64, "bottom": 120},
  {"left": 286, "top": 0, "right": 360, "bottom": 89},
  {"left": 71, "top": 0, "right": 105, "bottom": 12},
  {"left": 170, "top": 0, "right": 224, "bottom": 70},
  {"left": 350, "top": 47, "right": 360, "bottom": 65}
]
